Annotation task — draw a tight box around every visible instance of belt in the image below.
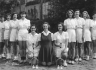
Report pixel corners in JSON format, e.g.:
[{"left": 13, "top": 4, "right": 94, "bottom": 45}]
[
  {"left": 67, "top": 28, "right": 75, "bottom": 29},
  {"left": 77, "top": 27, "right": 83, "bottom": 29}
]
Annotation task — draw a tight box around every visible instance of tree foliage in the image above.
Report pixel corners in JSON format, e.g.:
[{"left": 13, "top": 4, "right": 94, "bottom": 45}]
[
  {"left": 0, "top": 0, "right": 20, "bottom": 15},
  {"left": 48, "top": 0, "right": 96, "bottom": 21}
]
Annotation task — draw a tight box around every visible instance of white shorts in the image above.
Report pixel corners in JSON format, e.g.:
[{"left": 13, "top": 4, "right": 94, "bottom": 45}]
[
  {"left": 10, "top": 29, "right": 17, "bottom": 42},
  {"left": 4, "top": 30, "right": 9, "bottom": 40},
  {"left": 67, "top": 29, "right": 76, "bottom": 42},
  {"left": 76, "top": 29, "right": 83, "bottom": 43},
  {"left": 84, "top": 29, "right": 91, "bottom": 42}
]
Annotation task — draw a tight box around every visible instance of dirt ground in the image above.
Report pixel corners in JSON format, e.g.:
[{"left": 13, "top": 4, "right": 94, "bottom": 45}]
[{"left": 0, "top": 58, "right": 96, "bottom": 70}]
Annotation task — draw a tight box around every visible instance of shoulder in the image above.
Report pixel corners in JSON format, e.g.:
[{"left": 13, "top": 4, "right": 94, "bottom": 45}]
[
  {"left": 80, "top": 17, "right": 85, "bottom": 20},
  {"left": 54, "top": 32, "right": 58, "bottom": 35},
  {"left": 25, "top": 19, "right": 30, "bottom": 22}
]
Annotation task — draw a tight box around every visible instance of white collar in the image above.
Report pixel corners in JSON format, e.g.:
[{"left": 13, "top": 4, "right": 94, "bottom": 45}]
[
  {"left": 42, "top": 31, "right": 51, "bottom": 36},
  {"left": 30, "top": 33, "right": 38, "bottom": 36}
]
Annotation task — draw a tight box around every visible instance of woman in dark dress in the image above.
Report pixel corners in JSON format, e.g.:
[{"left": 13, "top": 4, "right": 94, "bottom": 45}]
[{"left": 38, "top": 22, "right": 55, "bottom": 66}]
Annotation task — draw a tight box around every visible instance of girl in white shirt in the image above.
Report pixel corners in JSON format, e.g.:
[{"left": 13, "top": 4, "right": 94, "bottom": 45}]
[
  {"left": 91, "top": 13, "right": 96, "bottom": 59},
  {"left": 10, "top": 13, "right": 19, "bottom": 60},
  {"left": 0, "top": 16, "right": 5, "bottom": 58},
  {"left": 4, "top": 14, "right": 12, "bottom": 59},
  {"left": 82, "top": 11, "right": 92, "bottom": 60},
  {"left": 74, "top": 10, "right": 85, "bottom": 62},
  {"left": 64, "top": 10, "right": 76, "bottom": 64},
  {"left": 17, "top": 11, "right": 30, "bottom": 63},
  {"left": 54, "top": 23, "right": 69, "bottom": 67},
  {"left": 26, "top": 24, "right": 40, "bottom": 68}
]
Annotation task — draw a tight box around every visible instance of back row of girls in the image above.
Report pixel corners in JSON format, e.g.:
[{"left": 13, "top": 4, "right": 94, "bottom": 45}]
[{"left": 64, "top": 9, "right": 96, "bottom": 65}]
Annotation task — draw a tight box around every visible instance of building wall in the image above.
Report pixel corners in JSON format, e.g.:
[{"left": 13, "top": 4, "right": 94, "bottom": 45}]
[{"left": 14, "top": 0, "right": 50, "bottom": 19}]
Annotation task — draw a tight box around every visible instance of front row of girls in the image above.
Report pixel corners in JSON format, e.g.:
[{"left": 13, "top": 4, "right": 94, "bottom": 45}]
[{"left": 64, "top": 9, "right": 96, "bottom": 65}]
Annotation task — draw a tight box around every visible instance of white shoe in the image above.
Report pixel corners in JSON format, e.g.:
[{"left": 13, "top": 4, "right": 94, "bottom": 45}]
[
  {"left": 86, "top": 56, "right": 89, "bottom": 60},
  {"left": 6, "top": 54, "right": 11, "bottom": 59},
  {"left": 93, "top": 53, "right": 96, "bottom": 59},
  {"left": 63, "top": 61, "right": 67, "bottom": 67},
  {"left": 57, "top": 65, "right": 60, "bottom": 69},
  {"left": 2, "top": 54, "right": 6, "bottom": 58},
  {"left": 75, "top": 58, "right": 79, "bottom": 62},
  {"left": 35, "top": 65, "right": 38, "bottom": 69},
  {"left": 32, "top": 65, "right": 35, "bottom": 69},
  {"left": 71, "top": 61, "right": 75, "bottom": 65},
  {"left": 78, "top": 58, "right": 82, "bottom": 61},
  {"left": 14, "top": 56, "right": 18, "bottom": 60},
  {"left": 60, "top": 65, "right": 63, "bottom": 69}
]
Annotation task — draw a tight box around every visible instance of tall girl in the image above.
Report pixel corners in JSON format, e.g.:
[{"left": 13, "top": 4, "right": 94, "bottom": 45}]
[
  {"left": 82, "top": 11, "right": 92, "bottom": 60},
  {"left": 38, "top": 22, "right": 55, "bottom": 66},
  {"left": 4, "top": 14, "right": 12, "bottom": 59},
  {"left": 91, "top": 13, "right": 96, "bottom": 59},
  {"left": 54, "top": 23, "right": 69, "bottom": 67},
  {"left": 17, "top": 11, "right": 30, "bottom": 63},
  {"left": 0, "top": 16, "right": 5, "bottom": 58},
  {"left": 74, "top": 10, "right": 85, "bottom": 62},
  {"left": 10, "top": 13, "right": 19, "bottom": 60},
  {"left": 64, "top": 10, "right": 77, "bottom": 64}
]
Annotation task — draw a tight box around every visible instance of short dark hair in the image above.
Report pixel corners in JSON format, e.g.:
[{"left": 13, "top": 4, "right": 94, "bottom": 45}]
[
  {"left": 20, "top": 11, "right": 26, "bottom": 15},
  {"left": 43, "top": 22, "right": 50, "bottom": 28}
]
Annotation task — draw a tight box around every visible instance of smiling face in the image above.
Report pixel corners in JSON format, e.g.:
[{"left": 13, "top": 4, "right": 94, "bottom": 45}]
[
  {"left": 31, "top": 25, "right": 36, "bottom": 32},
  {"left": 75, "top": 10, "right": 80, "bottom": 18},
  {"left": 58, "top": 23, "right": 63, "bottom": 31},
  {"left": 1, "top": 17, "right": 4, "bottom": 22},
  {"left": 7, "top": 15, "right": 11, "bottom": 20},
  {"left": 93, "top": 14, "right": 96, "bottom": 20},
  {"left": 21, "top": 13, "right": 26, "bottom": 19},
  {"left": 13, "top": 14, "right": 17, "bottom": 19},
  {"left": 68, "top": 11, "right": 73, "bottom": 18},
  {"left": 43, "top": 23, "right": 49, "bottom": 30}
]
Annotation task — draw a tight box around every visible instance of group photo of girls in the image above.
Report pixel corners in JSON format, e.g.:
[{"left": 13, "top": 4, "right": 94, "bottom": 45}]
[{"left": 0, "top": 9, "right": 96, "bottom": 69}]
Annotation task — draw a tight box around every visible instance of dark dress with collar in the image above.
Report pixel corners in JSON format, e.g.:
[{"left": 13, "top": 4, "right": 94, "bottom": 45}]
[{"left": 39, "top": 33, "right": 55, "bottom": 65}]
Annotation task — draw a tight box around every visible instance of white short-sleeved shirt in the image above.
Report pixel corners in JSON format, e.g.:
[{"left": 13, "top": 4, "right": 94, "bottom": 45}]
[
  {"left": 74, "top": 17, "right": 85, "bottom": 28},
  {"left": 64, "top": 18, "right": 77, "bottom": 29},
  {"left": 91, "top": 20, "right": 96, "bottom": 40},
  {"left": 84, "top": 19, "right": 92, "bottom": 29},
  {"left": 4, "top": 20, "right": 12, "bottom": 29},
  {"left": 0, "top": 22, "right": 4, "bottom": 30},
  {"left": 26, "top": 33, "right": 39, "bottom": 51},
  {"left": 38, "top": 31, "right": 53, "bottom": 41},
  {"left": 18, "top": 18, "right": 30, "bottom": 34},
  {"left": 53, "top": 31, "right": 69, "bottom": 45},
  {"left": 10, "top": 19, "right": 19, "bottom": 29}
]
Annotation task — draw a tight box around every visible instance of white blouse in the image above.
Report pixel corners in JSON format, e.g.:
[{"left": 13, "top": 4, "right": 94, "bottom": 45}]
[
  {"left": 84, "top": 19, "right": 92, "bottom": 29},
  {"left": 53, "top": 31, "right": 69, "bottom": 45},
  {"left": 26, "top": 33, "right": 39, "bottom": 51},
  {"left": 10, "top": 19, "right": 19, "bottom": 29},
  {"left": 64, "top": 18, "right": 77, "bottom": 29},
  {"left": 74, "top": 17, "right": 85, "bottom": 28},
  {"left": 4, "top": 20, "right": 12, "bottom": 29},
  {"left": 18, "top": 18, "right": 30, "bottom": 33},
  {"left": 0, "top": 22, "right": 4, "bottom": 30}
]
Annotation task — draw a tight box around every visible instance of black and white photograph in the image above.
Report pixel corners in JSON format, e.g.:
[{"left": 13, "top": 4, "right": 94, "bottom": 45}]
[{"left": 0, "top": 0, "right": 96, "bottom": 70}]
